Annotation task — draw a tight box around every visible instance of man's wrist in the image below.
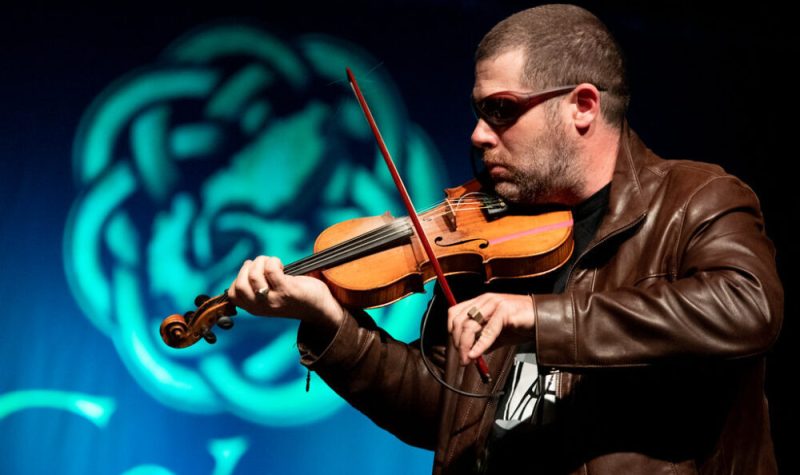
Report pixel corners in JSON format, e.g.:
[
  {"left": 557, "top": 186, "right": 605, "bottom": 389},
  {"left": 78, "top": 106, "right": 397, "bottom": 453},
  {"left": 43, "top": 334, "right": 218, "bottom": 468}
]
[{"left": 298, "top": 305, "right": 347, "bottom": 357}]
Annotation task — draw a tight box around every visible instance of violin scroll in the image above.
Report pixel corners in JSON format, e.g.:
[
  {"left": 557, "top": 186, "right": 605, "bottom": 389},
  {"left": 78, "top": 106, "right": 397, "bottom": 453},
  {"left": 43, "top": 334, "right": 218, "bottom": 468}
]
[{"left": 159, "top": 294, "right": 238, "bottom": 348}]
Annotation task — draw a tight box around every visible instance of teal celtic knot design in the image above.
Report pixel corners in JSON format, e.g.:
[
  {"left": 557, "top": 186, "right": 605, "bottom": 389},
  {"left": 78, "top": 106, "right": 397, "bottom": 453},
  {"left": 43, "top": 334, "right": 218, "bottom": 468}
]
[{"left": 64, "top": 24, "right": 445, "bottom": 425}]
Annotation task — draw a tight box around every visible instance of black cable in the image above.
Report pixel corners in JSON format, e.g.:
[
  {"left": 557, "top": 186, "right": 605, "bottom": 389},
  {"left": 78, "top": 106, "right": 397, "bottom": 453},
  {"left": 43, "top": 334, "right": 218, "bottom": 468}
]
[
  {"left": 419, "top": 292, "right": 504, "bottom": 399},
  {"left": 530, "top": 369, "right": 553, "bottom": 426}
]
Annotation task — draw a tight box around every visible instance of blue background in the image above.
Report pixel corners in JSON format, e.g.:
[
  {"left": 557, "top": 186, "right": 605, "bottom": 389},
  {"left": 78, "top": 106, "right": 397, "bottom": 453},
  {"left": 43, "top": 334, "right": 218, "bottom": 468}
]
[{"left": 1, "top": 2, "right": 795, "bottom": 474}]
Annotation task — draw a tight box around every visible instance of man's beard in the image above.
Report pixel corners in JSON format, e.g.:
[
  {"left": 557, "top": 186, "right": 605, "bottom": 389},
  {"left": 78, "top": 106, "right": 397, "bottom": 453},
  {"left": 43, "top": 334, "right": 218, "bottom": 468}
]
[{"left": 485, "top": 122, "right": 583, "bottom": 206}]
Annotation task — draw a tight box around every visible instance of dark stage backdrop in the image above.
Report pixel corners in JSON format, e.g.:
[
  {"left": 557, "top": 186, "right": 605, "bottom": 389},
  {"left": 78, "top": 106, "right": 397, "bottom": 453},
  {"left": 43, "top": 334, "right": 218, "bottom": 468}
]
[{"left": 1, "top": 2, "right": 794, "bottom": 474}]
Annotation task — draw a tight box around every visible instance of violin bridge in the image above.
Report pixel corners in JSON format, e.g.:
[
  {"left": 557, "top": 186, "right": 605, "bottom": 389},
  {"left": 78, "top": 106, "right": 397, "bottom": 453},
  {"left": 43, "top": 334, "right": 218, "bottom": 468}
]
[{"left": 442, "top": 199, "right": 457, "bottom": 231}]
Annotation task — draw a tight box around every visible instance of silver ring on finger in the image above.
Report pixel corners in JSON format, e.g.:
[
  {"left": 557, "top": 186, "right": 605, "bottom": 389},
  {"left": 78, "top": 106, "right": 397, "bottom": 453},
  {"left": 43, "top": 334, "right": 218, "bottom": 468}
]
[{"left": 257, "top": 285, "right": 270, "bottom": 299}]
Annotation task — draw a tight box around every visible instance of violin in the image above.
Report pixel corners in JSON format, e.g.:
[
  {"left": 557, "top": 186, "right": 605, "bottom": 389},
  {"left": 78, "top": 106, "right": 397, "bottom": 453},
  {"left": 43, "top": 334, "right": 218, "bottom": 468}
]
[{"left": 159, "top": 180, "right": 573, "bottom": 349}]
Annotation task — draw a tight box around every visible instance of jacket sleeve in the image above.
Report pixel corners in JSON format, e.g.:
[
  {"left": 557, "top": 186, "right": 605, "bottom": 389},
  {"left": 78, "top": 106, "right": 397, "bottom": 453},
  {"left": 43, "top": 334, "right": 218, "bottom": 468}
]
[
  {"left": 535, "top": 175, "right": 784, "bottom": 368},
  {"left": 296, "top": 299, "right": 447, "bottom": 450}
]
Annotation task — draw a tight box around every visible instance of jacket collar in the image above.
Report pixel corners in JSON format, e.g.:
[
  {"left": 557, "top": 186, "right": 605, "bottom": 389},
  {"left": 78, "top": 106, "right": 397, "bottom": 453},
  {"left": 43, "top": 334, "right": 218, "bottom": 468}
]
[{"left": 591, "top": 120, "right": 650, "bottom": 246}]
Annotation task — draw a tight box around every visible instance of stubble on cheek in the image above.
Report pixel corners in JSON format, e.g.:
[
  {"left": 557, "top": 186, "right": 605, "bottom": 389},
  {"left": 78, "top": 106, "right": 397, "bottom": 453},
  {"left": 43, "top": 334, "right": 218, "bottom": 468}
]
[{"left": 485, "top": 127, "right": 583, "bottom": 206}]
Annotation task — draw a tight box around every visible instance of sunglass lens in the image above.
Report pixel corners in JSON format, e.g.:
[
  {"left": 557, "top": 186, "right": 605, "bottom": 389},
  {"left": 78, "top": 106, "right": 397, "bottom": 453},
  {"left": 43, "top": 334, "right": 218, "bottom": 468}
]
[{"left": 476, "top": 97, "right": 521, "bottom": 126}]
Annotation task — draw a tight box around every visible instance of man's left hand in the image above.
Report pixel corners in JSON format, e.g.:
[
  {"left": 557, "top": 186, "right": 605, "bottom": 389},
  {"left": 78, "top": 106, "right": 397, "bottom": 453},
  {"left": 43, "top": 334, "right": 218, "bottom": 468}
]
[{"left": 448, "top": 293, "right": 536, "bottom": 366}]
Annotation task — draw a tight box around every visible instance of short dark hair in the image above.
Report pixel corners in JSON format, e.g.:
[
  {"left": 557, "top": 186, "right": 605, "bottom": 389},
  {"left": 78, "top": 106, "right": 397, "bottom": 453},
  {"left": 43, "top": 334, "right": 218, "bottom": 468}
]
[{"left": 476, "top": 4, "right": 629, "bottom": 128}]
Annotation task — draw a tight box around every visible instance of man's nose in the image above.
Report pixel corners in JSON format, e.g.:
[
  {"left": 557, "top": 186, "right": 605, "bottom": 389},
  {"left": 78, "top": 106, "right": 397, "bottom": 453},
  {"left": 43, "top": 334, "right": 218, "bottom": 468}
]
[{"left": 470, "top": 119, "right": 498, "bottom": 150}]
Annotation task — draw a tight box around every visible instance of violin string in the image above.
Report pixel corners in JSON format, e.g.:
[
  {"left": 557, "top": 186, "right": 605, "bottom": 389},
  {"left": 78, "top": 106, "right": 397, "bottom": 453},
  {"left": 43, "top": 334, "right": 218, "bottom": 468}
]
[
  {"left": 286, "top": 204, "right": 508, "bottom": 275},
  {"left": 284, "top": 222, "right": 401, "bottom": 274},
  {"left": 283, "top": 204, "right": 445, "bottom": 275},
  {"left": 284, "top": 195, "right": 508, "bottom": 276},
  {"left": 418, "top": 204, "right": 506, "bottom": 224},
  {"left": 415, "top": 194, "right": 504, "bottom": 216},
  {"left": 285, "top": 219, "right": 413, "bottom": 275},
  {"left": 287, "top": 209, "right": 489, "bottom": 276},
  {"left": 288, "top": 221, "right": 411, "bottom": 276},
  {"left": 287, "top": 223, "right": 410, "bottom": 275},
  {"left": 285, "top": 220, "right": 409, "bottom": 274},
  {"left": 418, "top": 199, "right": 505, "bottom": 222},
  {"left": 419, "top": 205, "right": 501, "bottom": 222},
  {"left": 324, "top": 200, "right": 500, "bottom": 266},
  {"left": 393, "top": 196, "right": 508, "bottom": 234}
]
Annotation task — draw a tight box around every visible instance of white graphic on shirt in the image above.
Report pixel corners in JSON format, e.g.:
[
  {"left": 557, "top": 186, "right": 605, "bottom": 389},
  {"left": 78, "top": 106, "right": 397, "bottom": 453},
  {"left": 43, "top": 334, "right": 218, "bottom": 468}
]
[{"left": 495, "top": 352, "right": 557, "bottom": 430}]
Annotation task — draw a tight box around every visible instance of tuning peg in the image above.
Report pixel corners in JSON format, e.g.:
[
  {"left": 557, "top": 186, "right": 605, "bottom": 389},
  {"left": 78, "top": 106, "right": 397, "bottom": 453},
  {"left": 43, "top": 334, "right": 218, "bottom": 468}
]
[
  {"left": 194, "top": 294, "right": 210, "bottom": 307},
  {"left": 203, "top": 330, "right": 217, "bottom": 344},
  {"left": 217, "top": 316, "right": 234, "bottom": 330}
]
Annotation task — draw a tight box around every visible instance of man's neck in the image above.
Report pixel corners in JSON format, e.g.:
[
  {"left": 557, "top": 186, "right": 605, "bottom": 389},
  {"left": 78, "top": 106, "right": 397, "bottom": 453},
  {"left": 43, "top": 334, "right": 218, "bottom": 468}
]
[{"left": 573, "top": 125, "right": 620, "bottom": 205}]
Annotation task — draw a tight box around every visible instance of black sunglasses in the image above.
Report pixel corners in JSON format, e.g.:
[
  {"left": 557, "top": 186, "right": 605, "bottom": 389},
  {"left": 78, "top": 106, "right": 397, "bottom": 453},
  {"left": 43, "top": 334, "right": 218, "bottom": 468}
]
[{"left": 471, "top": 85, "right": 580, "bottom": 127}]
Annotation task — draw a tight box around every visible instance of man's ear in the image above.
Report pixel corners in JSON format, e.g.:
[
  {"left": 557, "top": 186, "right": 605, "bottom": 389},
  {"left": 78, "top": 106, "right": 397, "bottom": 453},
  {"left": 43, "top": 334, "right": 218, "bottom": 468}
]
[{"left": 571, "top": 83, "right": 602, "bottom": 131}]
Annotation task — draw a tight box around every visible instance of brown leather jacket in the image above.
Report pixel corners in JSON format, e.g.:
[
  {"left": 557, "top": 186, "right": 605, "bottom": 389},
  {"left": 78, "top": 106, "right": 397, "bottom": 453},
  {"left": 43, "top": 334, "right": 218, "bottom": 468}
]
[{"left": 297, "top": 122, "right": 783, "bottom": 474}]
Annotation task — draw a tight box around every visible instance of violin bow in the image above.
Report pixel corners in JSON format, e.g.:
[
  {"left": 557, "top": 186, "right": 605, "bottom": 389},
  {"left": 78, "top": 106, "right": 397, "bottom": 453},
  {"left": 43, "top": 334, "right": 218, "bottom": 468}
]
[{"left": 346, "top": 67, "right": 491, "bottom": 384}]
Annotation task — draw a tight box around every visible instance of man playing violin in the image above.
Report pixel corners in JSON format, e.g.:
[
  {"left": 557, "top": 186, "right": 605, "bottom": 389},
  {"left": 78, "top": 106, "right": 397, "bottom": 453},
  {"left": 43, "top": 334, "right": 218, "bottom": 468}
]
[{"left": 227, "top": 4, "right": 782, "bottom": 474}]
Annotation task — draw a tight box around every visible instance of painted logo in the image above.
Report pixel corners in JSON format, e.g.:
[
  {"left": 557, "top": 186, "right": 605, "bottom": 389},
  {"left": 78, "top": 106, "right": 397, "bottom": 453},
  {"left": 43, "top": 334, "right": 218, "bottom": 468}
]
[{"left": 64, "top": 24, "right": 445, "bottom": 425}]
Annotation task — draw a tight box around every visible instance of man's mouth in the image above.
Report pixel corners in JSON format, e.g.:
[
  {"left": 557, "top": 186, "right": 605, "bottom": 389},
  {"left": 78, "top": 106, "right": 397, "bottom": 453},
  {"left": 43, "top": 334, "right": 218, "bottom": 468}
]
[{"left": 485, "top": 162, "right": 511, "bottom": 179}]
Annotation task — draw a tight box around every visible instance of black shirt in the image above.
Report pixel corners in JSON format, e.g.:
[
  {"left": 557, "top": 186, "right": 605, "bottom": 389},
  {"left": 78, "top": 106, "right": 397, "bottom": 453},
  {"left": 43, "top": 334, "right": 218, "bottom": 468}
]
[{"left": 484, "top": 183, "right": 610, "bottom": 474}]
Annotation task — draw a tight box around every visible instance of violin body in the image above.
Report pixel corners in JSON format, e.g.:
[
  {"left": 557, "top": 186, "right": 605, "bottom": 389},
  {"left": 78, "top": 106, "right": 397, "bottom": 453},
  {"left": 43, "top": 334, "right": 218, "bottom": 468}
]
[{"left": 320, "top": 180, "right": 573, "bottom": 308}]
